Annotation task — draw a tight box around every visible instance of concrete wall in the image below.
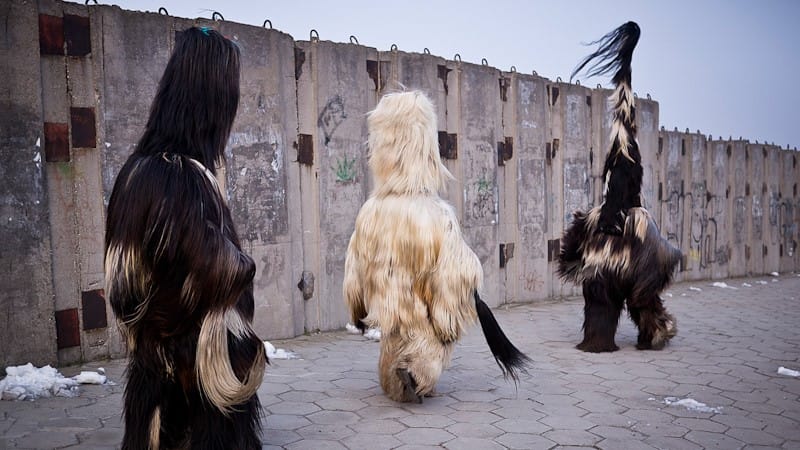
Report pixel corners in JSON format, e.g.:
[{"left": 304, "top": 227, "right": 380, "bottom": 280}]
[{"left": 1, "top": 0, "right": 798, "bottom": 367}]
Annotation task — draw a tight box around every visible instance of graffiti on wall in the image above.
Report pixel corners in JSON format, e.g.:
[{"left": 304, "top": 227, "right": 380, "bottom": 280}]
[{"left": 318, "top": 95, "right": 347, "bottom": 146}]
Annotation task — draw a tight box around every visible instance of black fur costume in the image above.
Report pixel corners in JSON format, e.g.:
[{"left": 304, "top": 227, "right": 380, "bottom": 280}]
[
  {"left": 557, "top": 22, "right": 681, "bottom": 352},
  {"left": 105, "top": 27, "right": 266, "bottom": 449}
]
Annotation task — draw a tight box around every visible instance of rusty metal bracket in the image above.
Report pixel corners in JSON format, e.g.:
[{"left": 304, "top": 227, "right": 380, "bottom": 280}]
[
  {"left": 497, "top": 137, "right": 513, "bottom": 166},
  {"left": 499, "top": 76, "right": 510, "bottom": 102},
  {"left": 297, "top": 271, "right": 315, "bottom": 300},
  {"left": 438, "top": 132, "right": 457, "bottom": 160},
  {"left": 437, "top": 64, "right": 451, "bottom": 95},
  {"left": 294, "top": 47, "right": 306, "bottom": 80},
  {"left": 296, "top": 134, "right": 314, "bottom": 165},
  {"left": 499, "top": 243, "right": 515, "bottom": 268}
]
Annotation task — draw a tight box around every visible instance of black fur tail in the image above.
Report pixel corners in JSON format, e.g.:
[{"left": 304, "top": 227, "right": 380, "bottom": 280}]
[
  {"left": 474, "top": 291, "right": 530, "bottom": 382},
  {"left": 572, "top": 21, "right": 643, "bottom": 236},
  {"left": 570, "top": 21, "right": 640, "bottom": 86}
]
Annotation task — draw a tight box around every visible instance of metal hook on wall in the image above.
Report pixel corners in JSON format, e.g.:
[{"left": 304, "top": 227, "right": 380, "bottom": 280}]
[
  {"left": 263, "top": 19, "right": 272, "bottom": 29},
  {"left": 532, "top": 70, "right": 538, "bottom": 76},
  {"left": 390, "top": 44, "right": 398, "bottom": 51},
  {"left": 349, "top": 35, "right": 359, "bottom": 45},
  {"left": 556, "top": 76, "right": 562, "bottom": 83},
  {"left": 481, "top": 58, "right": 488, "bottom": 66},
  {"left": 510, "top": 66, "right": 516, "bottom": 73},
  {"left": 212, "top": 11, "right": 224, "bottom": 21},
  {"left": 423, "top": 48, "right": 430, "bottom": 55},
  {"left": 85, "top": 0, "right": 98, "bottom": 4},
  {"left": 575, "top": 79, "right": 580, "bottom": 86},
  {"left": 310, "top": 29, "right": 319, "bottom": 42},
  {"left": 453, "top": 53, "right": 461, "bottom": 62},
  {"left": 158, "top": 7, "right": 168, "bottom": 15}
]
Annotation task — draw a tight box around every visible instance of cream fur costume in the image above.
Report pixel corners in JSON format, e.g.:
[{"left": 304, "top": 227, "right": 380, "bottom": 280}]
[{"left": 344, "top": 91, "right": 528, "bottom": 403}]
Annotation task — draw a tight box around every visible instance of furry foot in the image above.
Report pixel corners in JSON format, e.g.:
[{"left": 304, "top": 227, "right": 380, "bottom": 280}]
[
  {"left": 396, "top": 368, "right": 422, "bottom": 404},
  {"left": 637, "top": 316, "right": 677, "bottom": 350},
  {"left": 576, "top": 340, "right": 619, "bottom": 353}
]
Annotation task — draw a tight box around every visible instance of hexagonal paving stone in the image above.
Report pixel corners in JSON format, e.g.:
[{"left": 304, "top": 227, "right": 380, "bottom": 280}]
[
  {"left": 285, "top": 439, "right": 347, "bottom": 449},
  {"left": 267, "top": 401, "right": 321, "bottom": 415},
  {"left": 684, "top": 430, "right": 744, "bottom": 448},
  {"left": 495, "top": 432, "right": 556, "bottom": 449},
  {"left": 395, "top": 428, "right": 455, "bottom": 446},
  {"left": 542, "top": 429, "right": 600, "bottom": 447},
  {"left": 539, "top": 414, "right": 595, "bottom": 430},
  {"left": 314, "top": 397, "right": 367, "bottom": 411},
  {"left": 445, "top": 422, "right": 503, "bottom": 439},
  {"left": 355, "top": 405, "right": 409, "bottom": 420},
  {"left": 14, "top": 431, "right": 79, "bottom": 448},
  {"left": 725, "top": 427, "right": 785, "bottom": 447},
  {"left": 305, "top": 410, "right": 359, "bottom": 426},
  {"left": 262, "top": 429, "right": 302, "bottom": 446},
  {"left": 342, "top": 433, "right": 403, "bottom": 450},
  {"left": 296, "top": 423, "right": 354, "bottom": 441},
  {"left": 443, "top": 437, "right": 506, "bottom": 450},
  {"left": 264, "top": 414, "right": 311, "bottom": 431},
  {"left": 348, "top": 419, "right": 407, "bottom": 435},
  {"left": 399, "top": 414, "right": 454, "bottom": 428},
  {"left": 446, "top": 410, "right": 501, "bottom": 425}
]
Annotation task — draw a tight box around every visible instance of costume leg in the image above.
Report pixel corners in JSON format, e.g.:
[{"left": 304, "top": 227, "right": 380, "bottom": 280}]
[
  {"left": 121, "top": 359, "right": 164, "bottom": 450},
  {"left": 629, "top": 294, "right": 677, "bottom": 350},
  {"left": 577, "top": 279, "right": 624, "bottom": 352}
]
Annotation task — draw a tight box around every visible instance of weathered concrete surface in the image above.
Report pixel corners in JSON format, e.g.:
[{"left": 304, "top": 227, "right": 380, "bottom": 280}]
[
  {"left": 658, "top": 130, "right": 687, "bottom": 282},
  {"left": 707, "top": 140, "right": 731, "bottom": 280},
  {"left": 503, "top": 73, "right": 551, "bottom": 304},
  {"left": 780, "top": 150, "right": 798, "bottom": 272},
  {"left": 548, "top": 82, "right": 591, "bottom": 299},
  {"left": 3, "top": 274, "right": 800, "bottom": 449},
  {"left": 220, "top": 22, "right": 305, "bottom": 340},
  {"left": 0, "top": 0, "right": 57, "bottom": 370},
  {"left": 764, "top": 145, "right": 782, "bottom": 275},
  {"left": 747, "top": 143, "right": 766, "bottom": 276},
  {"left": 456, "top": 62, "right": 504, "bottom": 307},
  {"left": 296, "top": 39, "right": 377, "bottom": 333},
  {"left": 684, "top": 133, "right": 710, "bottom": 281},
  {"left": 728, "top": 140, "right": 749, "bottom": 277},
  {"left": 637, "top": 97, "right": 660, "bottom": 216}
]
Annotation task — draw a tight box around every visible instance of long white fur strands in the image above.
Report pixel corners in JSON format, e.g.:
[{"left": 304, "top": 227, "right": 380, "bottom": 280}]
[
  {"left": 367, "top": 91, "right": 453, "bottom": 197},
  {"left": 196, "top": 308, "right": 265, "bottom": 415},
  {"left": 345, "top": 91, "right": 483, "bottom": 401}
]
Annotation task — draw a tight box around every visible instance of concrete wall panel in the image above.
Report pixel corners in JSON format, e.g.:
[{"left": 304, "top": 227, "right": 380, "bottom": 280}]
[
  {"left": 780, "top": 150, "right": 798, "bottom": 272},
  {"left": 220, "top": 23, "right": 304, "bottom": 339},
  {"left": 508, "top": 73, "right": 550, "bottom": 302},
  {"left": 637, "top": 97, "right": 660, "bottom": 215},
  {"left": 658, "top": 131, "right": 687, "bottom": 281},
  {"left": 707, "top": 140, "right": 730, "bottom": 279},
  {"left": 296, "top": 39, "right": 377, "bottom": 332},
  {"left": 764, "top": 145, "right": 782, "bottom": 274},
  {"left": 0, "top": 0, "right": 58, "bottom": 370},
  {"left": 747, "top": 144, "right": 766, "bottom": 275},
  {"left": 727, "top": 141, "right": 749, "bottom": 277},
  {"left": 457, "top": 62, "right": 503, "bottom": 306}
]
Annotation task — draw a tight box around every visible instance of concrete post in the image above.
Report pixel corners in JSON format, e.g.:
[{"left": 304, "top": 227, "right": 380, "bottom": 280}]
[
  {"left": 706, "top": 140, "right": 730, "bottom": 279},
  {"left": 505, "top": 73, "right": 551, "bottom": 302},
  {"left": 296, "top": 38, "right": 377, "bottom": 332},
  {"left": 763, "top": 145, "right": 781, "bottom": 274},
  {"left": 727, "top": 140, "right": 749, "bottom": 278},
  {"left": 684, "top": 133, "right": 711, "bottom": 281},
  {"left": 746, "top": 143, "right": 766, "bottom": 275},
  {"left": 658, "top": 130, "right": 686, "bottom": 282}
]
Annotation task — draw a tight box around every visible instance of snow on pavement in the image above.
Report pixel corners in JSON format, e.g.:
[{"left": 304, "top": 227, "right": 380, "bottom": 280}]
[{"left": 1, "top": 363, "right": 110, "bottom": 401}]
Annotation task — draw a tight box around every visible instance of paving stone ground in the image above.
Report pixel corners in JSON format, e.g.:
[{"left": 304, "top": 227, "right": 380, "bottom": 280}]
[{"left": 2, "top": 274, "right": 799, "bottom": 449}]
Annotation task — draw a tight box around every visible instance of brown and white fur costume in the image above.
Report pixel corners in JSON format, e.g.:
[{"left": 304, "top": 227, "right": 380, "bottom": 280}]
[
  {"left": 105, "top": 27, "right": 266, "bottom": 449},
  {"left": 557, "top": 22, "right": 681, "bottom": 353},
  {"left": 344, "top": 91, "right": 528, "bottom": 403}
]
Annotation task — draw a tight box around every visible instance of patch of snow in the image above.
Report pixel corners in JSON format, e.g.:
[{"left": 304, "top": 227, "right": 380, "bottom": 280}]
[
  {"left": 104, "top": 142, "right": 111, "bottom": 148},
  {"left": 772, "top": 279, "right": 778, "bottom": 283},
  {"left": 346, "top": 323, "right": 381, "bottom": 341},
  {"left": 778, "top": 366, "right": 800, "bottom": 377},
  {"left": 742, "top": 283, "right": 752, "bottom": 287},
  {"left": 665, "top": 293, "right": 673, "bottom": 298},
  {"left": 770, "top": 272, "right": 779, "bottom": 277},
  {"left": 72, "top": 371, "right": 107, "bottom": 385},
  {"left": 711, "top": 282, "right": 737, "bottom": 290},
  {"left": 263, "top": 341, "right": 299, "bottom": 360},
  {"left": 688, "top": 286, "right": 702, "bottom": 292},
  {"left": 757, "top": 280, "right": 768, "bottom": 285},
  {"left": 1, "top": 364, "right": 78, "bottom": 400},
  {"left": 35, "top": 137, "right": 41, "bottom": 147},
  {"left": 33, "top": 152, "right": 41, "bottom": 163},
  {"left": 664, "top": 397, "right": 722, "bottom": 414}
]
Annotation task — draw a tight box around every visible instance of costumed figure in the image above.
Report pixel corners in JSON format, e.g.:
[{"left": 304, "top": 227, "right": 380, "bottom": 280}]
[
  {"left": 344, "top": 91, "right": 529, "bottom": 403},
  {"left": 105, "top": 27, "right": 266, "bottom": 449},
  {"left": 557, "top": 22, "right": 682, "bottom": 352}
]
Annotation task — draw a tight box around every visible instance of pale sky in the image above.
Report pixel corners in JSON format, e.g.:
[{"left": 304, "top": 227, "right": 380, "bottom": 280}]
[{"left": 98, "top": 0, "right": 799, "bottom": 150}]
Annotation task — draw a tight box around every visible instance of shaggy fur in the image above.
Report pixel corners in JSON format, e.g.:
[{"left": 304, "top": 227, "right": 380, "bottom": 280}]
[
  {"left": 344, "top": 91, "right": 529, "bottom": 403},
  {"left": 105, "top": 27, "right": 266, "bottom": 449},
  {"left": 558, "top": 22, "right": 681, "bottom": 352}
]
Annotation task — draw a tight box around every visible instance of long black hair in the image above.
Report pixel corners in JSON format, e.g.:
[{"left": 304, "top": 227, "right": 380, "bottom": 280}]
[{"left": 135, "top": 26, "right": 240, "bottom": 173}]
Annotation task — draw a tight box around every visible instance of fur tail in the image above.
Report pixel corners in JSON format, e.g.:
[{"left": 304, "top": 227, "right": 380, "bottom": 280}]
[
  {"left": 572, "top": 21, "right": 642, "bottom": 235},
  {"left": 474, "top": 291, "right": 530, "bottom": 382}
]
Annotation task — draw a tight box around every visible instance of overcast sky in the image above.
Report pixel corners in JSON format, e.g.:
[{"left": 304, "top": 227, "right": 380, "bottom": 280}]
[{"left": 104, "top": 0, "right": 800, "bottom": 150}]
